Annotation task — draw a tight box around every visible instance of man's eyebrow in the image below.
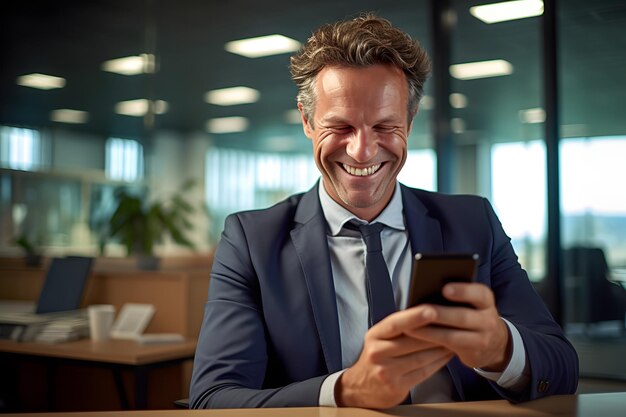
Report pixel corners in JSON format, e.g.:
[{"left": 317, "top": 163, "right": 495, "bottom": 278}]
[
  {"left": 318, "top": 115, "right": 349, "bottom": 125},
  {"left": 318, "top": 114, "right": 403, "bottom": 125},
  {"left": 375, "top": 117, "right": 402, "bottom": 125}
]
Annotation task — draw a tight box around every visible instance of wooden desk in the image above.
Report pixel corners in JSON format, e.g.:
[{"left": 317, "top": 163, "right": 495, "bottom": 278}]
[
  {"left": 0, "top": 338, "right": 196, "bottom": 410},
  {"left": 1, "top": 393, "right": 625, "bottom": 417},
  {"left": 0, "top": 261, "right": 211, "bottom": 408}
]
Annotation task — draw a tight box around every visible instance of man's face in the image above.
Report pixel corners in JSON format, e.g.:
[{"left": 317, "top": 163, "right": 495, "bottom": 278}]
[{"left": 300, "top": 64, "right": 412, "bottom": 221}]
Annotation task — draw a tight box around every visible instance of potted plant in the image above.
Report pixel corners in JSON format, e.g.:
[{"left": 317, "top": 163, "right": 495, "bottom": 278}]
[
  {"left": 15, "top": 235, "right": 43, "bottom": 267},
  {"left": 106, "top": 179, "right": 200, "bottom": 269}
]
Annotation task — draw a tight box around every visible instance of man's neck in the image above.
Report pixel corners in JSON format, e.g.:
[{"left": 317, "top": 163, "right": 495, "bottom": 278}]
[{"left": 321, "top": 181, "right": 395, "bottom": 222}]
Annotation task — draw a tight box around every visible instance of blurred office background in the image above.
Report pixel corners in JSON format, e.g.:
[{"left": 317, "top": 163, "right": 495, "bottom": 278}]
[{"left": 1, "top": 0, "right": 625, "bottom": 388}]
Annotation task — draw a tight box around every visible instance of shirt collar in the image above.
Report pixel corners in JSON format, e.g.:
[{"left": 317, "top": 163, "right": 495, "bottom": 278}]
[{"left": 318, "top": 181, "right": 405, "bottom": 236}]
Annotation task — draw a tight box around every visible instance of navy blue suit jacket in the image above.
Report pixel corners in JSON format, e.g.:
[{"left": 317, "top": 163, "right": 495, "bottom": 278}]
[{"left": 190, "top": 184, "right": 578, "bottom": 408}]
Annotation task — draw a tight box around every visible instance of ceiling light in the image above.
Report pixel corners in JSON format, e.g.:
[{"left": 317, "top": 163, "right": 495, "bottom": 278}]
[
  {"left": 449, "top": 93, "right": 468, "bottom": 109},
  {"left": 283, "top": 109, "right": 302, "bottom": 124},
  {"left": 206, "top": 117, "right": 249, "bottom": 134},
  {"left": 16, "top": 73, "right": 66, "bottom": 90},
  {"left": 470, "top": 0, "right": 544, "bottom": 24},
  {"left": 50, "top": 109, "right": 89, "bottom": 124},
  {"left": 102, "top": 54, "right": 155, "bottom": 75},
  {"left": 266, "top": 136, "right": 298, "bottom": 152},
  {"left": 519, "top": 107, "right": 545, "bottom": 123},
  {"left": 420, "top": 95, "right": 434, "bottom": 111},
  {"left": 205, "top": 86, "right": 260, "bottom": 106},
  {"left": 114, "top": 99, "right": 168, "bottom": 117},
  {"left": 225, "top": 34, "right": 301, "bottom": 58},
  {"left": 451, "top": 118, "right": 466, "bottom": 134},
  {"left": 450, "top": 59, "right": 513, "bottom": 80}
]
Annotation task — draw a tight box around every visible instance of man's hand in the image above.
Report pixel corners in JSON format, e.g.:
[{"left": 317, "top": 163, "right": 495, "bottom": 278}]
[
  {"left": 335, "top": 307, "right": 453, "bottom": 408},
  {"left": 406, "top": 282, "right": 512, "bottom": 372}
]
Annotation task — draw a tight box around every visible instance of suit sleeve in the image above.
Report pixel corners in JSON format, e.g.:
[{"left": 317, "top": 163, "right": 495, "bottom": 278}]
[
  {"left": 189, "top": 214, "right": 327, "bottom": 408},
  {"left": 480, "top": 198, "right": 579, "bottom": 402}
]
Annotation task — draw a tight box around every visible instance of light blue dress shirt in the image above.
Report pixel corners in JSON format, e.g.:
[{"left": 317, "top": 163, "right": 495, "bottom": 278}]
[{"left": 317, "top": 182, "right": 529, "bottom": 406}]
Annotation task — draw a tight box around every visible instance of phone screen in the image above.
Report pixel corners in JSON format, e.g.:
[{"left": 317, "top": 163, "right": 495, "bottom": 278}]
[{"left": 407, "top": 253, "right": 479, "bottom": 308}]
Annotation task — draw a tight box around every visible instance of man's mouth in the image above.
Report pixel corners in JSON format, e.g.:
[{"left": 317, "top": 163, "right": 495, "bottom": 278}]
[{"left": 342, "top": 163, "right": 382, "bottom": 177}]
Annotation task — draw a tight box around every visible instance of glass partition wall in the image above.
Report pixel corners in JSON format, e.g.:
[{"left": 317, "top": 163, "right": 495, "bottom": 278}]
[
  {"left": 558, "top": 0, "right": 626, "bottom": 381},
  {"left": 450, "top": 0, "right": 546, "bottom": 283}
]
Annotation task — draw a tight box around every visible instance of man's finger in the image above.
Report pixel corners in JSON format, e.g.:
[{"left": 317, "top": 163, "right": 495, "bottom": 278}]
[
  {"left": 369, "top": 305, "right": 437, "bottom": 340},
  {"left": 443, "top": 282, "right": 494, "bottom": 309}
]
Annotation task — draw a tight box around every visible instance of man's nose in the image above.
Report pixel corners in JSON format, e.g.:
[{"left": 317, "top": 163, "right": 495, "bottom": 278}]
[{"left": 346, "top": 129, "right": 377, "bottom": 162}]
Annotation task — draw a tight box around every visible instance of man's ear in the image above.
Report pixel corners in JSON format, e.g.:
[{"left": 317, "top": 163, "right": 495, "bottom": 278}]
[{"left": 298, "top": 102, "right": 313, "bottom": 139}]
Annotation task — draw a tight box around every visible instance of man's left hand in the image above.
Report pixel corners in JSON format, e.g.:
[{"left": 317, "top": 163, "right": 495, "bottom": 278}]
[{"left": 405, "top": 282, "right": 512, "bottom": 371}]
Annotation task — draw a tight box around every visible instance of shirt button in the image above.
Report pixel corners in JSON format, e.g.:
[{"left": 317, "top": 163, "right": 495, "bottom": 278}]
[{"left": 537, "top": 379, "right": 550, "bottom": 393}]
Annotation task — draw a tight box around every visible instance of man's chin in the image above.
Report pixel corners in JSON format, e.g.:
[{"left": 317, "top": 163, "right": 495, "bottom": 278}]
[{"left": 338, "top": 192, "right": 382, "bottom": 210}]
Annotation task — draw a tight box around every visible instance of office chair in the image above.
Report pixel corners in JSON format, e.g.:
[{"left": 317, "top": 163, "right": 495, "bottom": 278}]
[{"left": 563, "top": 246, "right": 626, "bottom": 332}]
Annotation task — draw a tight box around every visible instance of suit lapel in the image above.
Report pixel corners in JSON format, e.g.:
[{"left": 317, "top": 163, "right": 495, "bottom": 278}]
[
  {"left": 401, "top": 185, "right": 443, "bottom": 255},
  {"left": 290, "top": 184, "right": 343, "bottom": 373}
]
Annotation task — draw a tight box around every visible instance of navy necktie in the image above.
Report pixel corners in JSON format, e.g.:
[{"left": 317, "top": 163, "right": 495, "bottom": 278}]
[{"left": 349, "top": 222, "right": 397, "bottom": 327}]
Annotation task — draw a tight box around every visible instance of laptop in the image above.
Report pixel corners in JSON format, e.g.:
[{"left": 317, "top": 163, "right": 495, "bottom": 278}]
[{"left": 0, "top": 256, "right": 93, "bottom": 341}]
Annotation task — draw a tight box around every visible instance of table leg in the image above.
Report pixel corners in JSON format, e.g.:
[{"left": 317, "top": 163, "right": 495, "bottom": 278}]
[
  {"left": 112, "top": 369, "right": 130, "bottom": 410},
  {"left": 134, "top": 366, "right": 149, "bottom": 409},
  {"left": 46, "top": 362, "right": 56, "bottom": 411}
]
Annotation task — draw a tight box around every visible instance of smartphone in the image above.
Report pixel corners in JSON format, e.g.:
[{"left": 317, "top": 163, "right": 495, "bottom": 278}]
[{"left": 407, "top": 253, "right": 479, "bottom": 308}]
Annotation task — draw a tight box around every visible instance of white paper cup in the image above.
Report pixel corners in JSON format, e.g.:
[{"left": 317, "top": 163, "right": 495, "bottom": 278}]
[{"left": 88, "top": 304, "right": 116, "bottom": 341}]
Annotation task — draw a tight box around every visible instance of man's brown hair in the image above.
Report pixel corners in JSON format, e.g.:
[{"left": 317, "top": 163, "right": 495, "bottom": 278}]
[{"left": 290, "top": 13, "right": 431, "bottom": 124}]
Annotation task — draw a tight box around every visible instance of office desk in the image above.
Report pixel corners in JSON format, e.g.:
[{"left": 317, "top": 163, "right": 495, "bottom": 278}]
[
  {"left": 2, "top": 393, "right": 625, "bottom": 417},
  {"left": 0, "top": 338, "right": 196, "bottom": 410}
]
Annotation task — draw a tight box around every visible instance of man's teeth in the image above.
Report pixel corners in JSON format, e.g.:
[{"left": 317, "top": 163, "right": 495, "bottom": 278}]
[{"left": 342, "top": 163, "right": 381, "bottom": 176}]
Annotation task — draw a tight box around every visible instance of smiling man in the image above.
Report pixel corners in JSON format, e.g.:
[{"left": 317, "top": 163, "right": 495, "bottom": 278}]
[
  {"left": 190, "top": 14, "right": 578, "bottom": 409},
  {"left": 301, "top": 64, "right": 410, "bottom": 222}
]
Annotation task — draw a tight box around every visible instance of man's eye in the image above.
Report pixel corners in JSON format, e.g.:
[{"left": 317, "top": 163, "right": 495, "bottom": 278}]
[
  {"left": 330, "top": 126, "right": 352, "bottom": 133},
  {"left": 376, "top": 125, "right": 396, "bottom": 133}
]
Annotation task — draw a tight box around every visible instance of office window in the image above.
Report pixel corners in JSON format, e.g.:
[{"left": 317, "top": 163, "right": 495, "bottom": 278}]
[
  {"left": 0, "top": 126, "right": 43, "bottom": 170},
  {"left": 491, "top": 141, "right": 546, "bottom": 281},
  {"left": 105, "top": 138, "right": 144, "bottom": 181},
  {"left": 398, "top": 149, "right": 436, "bottom": 192},
  {"left": 205, "top": 148, "right": 318, "bottom": 215},
  {"left": 561, "top": 136, "right": 626, "bottom": 269},
  {"left": 492, "top": 136, "right": 626, "bottom": 285}
]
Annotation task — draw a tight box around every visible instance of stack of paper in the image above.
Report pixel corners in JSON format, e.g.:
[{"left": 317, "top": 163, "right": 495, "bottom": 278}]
[{"left": 35, "top": 316, "right": 90, "bottom": 343}]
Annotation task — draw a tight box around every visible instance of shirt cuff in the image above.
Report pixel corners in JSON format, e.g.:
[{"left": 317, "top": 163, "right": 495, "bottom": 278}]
[
  {"left": 474, "top": 318, "right": 529, "bottom": 391},
  {"left": 319, "top": 369, "right": 346, "bottom": 407}
]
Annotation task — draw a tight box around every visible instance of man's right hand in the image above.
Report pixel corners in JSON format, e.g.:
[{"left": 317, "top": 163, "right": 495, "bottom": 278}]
[{"left": 335, "top": 307, "right": 453, "bottom": 408}]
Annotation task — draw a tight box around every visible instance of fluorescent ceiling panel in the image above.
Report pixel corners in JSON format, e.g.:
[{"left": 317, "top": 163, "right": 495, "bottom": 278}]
[
  {"left": 50, "top": 109, "right": 89, "bottom": 124},
  {"left": 225, "top": 34, "right": 301, "bottom": 58},
  {"left": 283, "top": 109, "right": 302, "bottom": 124},
  {"left": 205, "top": 86, "right": 260, "bottom": 106},
  {"left": 470, "top": 0, "right": 544, "bottom": 24},
  {"left": 115, "top": 99, "right": 168, "bottom": 117},
  {"left": 420, "top": 95, "right": 434, "bottom": 111},
  {"left": 17, "top": 73, "right": 66, "bottom": 90},
  {"left": 450, "top": 59, "right": 513, "bottom": 80},
  {"left": 519, "top": 107, "right": 545, "bottom": 124},
  {"left": 451, "top": 118, "right": 466, "bottom": 134},
  {"left": 102, "top": 54, "right": 155, "bottom": 75},
  {"left": 206, "top": 117, "right": 249, "bottom": 134},
  {"left": 449, "top": 93, "right": 468, "bottom": 109}
]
